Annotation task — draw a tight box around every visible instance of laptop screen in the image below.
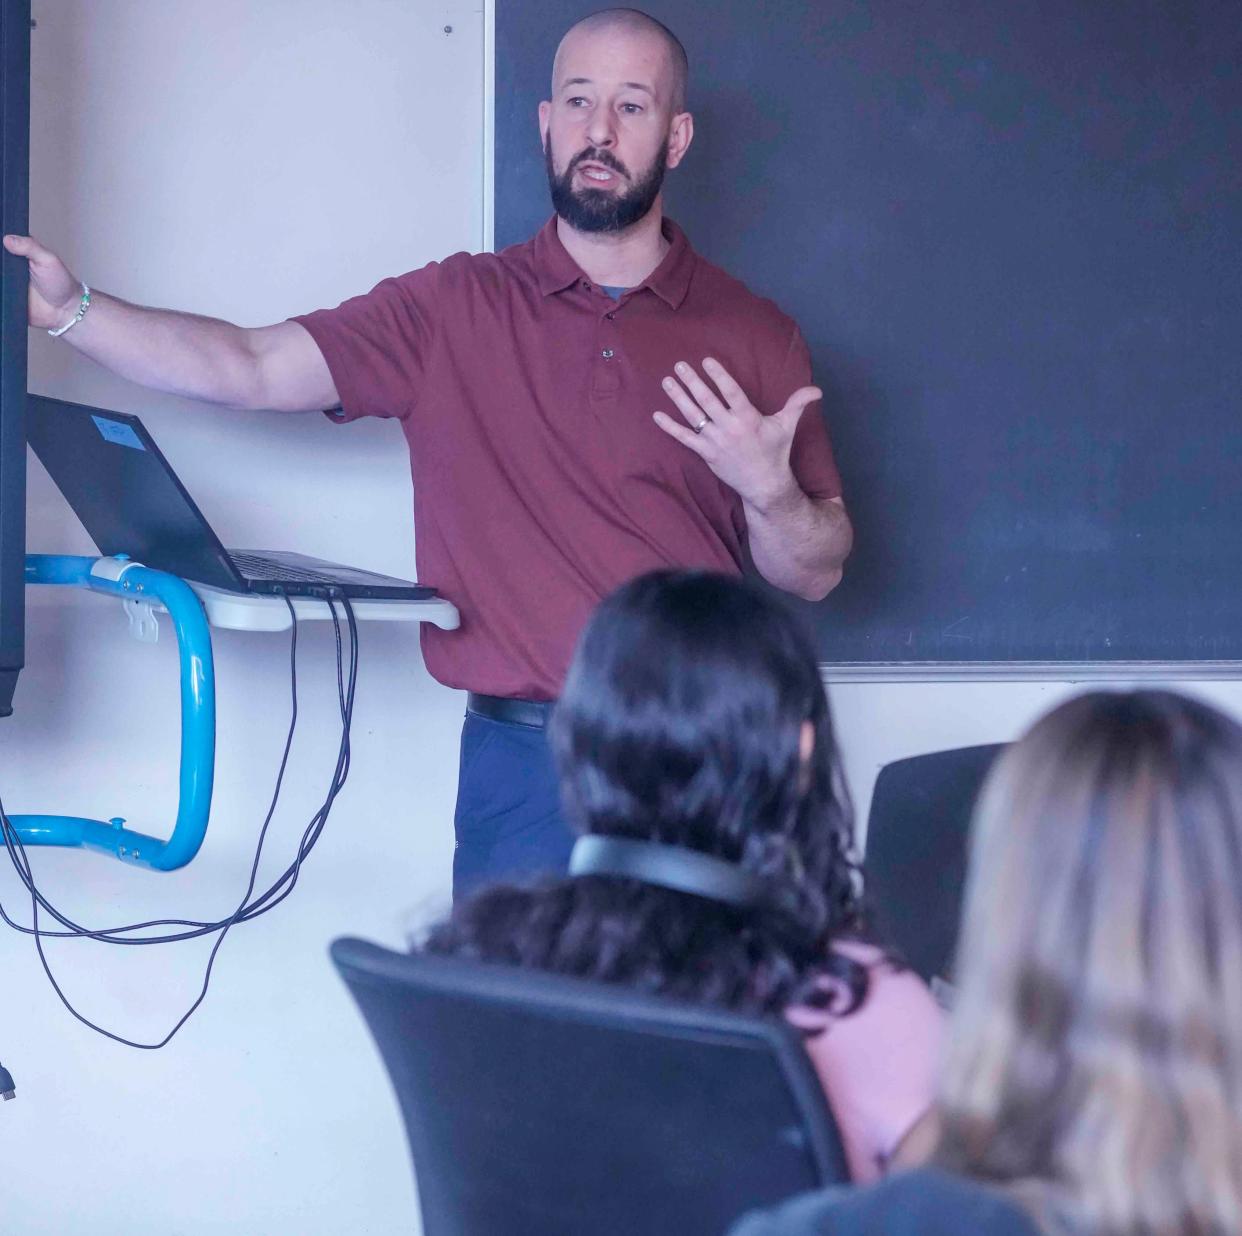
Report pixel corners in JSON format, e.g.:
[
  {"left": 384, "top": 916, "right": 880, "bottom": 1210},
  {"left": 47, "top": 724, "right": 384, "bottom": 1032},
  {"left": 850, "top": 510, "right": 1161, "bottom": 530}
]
[{"left": 26, "top": 395, "right": 241, "bottom": 589}]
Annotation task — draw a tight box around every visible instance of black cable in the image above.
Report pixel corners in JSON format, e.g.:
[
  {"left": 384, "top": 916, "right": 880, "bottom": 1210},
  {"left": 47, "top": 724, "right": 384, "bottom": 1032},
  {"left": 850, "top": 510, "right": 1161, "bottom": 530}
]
[
  {"left": 0, "top": 589, "right": 309, "bottom": 1047},
  {"left": 0, "top": 589, "right": 305, "bottom": 944},
  {"left": 0, "top": 592, "right": 357, "bottom": 943},
  {"left": 0, "top": 591, "right": 359, "bottom": 1047}
]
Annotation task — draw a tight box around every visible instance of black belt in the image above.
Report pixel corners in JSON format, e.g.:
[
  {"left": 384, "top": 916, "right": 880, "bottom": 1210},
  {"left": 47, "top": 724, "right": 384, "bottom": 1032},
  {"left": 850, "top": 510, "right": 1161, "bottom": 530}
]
[{"left": 467, "top": 692, "right": 555, "bottom": 729}]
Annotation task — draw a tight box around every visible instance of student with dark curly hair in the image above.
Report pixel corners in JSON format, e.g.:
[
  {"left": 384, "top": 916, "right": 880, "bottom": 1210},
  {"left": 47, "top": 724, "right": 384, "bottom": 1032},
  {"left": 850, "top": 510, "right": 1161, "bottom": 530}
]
[
  {"left": 421, "top": 570, "right": 943, "bottom": 1182},
  {"left": 733, "top": 690, "right": 1242, "bottom": 1234}
]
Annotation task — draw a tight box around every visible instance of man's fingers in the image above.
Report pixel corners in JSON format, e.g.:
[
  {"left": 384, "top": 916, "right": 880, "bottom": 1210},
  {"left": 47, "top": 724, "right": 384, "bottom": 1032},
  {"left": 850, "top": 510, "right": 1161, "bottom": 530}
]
[
  {"left": 668, "top": 361, "right": 729, "bottom": 420},
  {"left": 2, "top": 234, "right": 39, "bottom": 258},
  {"left": 5, "top": 233, "right": 64, "bottom": 276},
  {"left": 4, "top": 235, "right": 81, "bottom": 328},
  {"left": 661, "top": 374, "right": 715, "bottom": 431},
  {"left": 653, "top": 409, "right": 710, "bottom": 454},
  {"left": 701, "top": 357, "right": 750, "bottom": 413},
  {"left": 774, "top": 385, "right": 822, "bottom": 433}
]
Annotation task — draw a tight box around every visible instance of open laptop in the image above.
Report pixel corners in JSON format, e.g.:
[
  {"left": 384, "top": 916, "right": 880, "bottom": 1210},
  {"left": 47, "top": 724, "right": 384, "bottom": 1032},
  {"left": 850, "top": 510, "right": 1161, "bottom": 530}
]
[{"left": 27, "top": 395, "right": 437, "bottom": 601}]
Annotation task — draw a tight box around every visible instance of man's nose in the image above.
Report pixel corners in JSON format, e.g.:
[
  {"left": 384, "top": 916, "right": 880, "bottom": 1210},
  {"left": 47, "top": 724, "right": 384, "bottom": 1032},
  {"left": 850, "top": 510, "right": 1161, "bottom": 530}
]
[{"left": 585, "top": 109, "right": 617, "bottom": 149}]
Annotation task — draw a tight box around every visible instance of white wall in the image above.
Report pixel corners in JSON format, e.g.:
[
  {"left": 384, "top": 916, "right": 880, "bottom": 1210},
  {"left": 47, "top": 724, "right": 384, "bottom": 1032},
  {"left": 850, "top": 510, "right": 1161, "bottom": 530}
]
[
  {"left": 2, "top": 3, "right": 481, "bottom": 1233},
  {"left": 4, "top": 6, "right": 1242, "bottom": 1235}
]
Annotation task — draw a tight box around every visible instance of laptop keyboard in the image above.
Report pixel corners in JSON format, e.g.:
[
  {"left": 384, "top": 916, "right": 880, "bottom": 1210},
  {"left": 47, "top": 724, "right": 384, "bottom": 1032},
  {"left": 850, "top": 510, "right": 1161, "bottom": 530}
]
[{"left": 230, "top": 552, "right": 337, "bottom": 583}]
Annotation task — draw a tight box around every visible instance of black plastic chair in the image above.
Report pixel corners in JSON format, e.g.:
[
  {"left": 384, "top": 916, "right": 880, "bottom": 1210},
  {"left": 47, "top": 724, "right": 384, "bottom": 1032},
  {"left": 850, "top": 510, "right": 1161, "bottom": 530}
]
[
  {"left": 331, "top": 938, "right": 850, "bottom": 1236},
  {"left": 863, "top": 744, "right": 1006, "bottom": 985}
]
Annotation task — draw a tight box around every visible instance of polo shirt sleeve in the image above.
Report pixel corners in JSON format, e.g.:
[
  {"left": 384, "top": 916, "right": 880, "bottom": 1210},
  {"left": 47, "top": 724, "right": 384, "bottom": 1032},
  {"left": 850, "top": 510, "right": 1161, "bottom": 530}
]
[
  {"left": 291, "top": 261, "right": 442, "bottom": 424},
  {"left": 778, "top": 328, "right": 844, "bottom": 501}
]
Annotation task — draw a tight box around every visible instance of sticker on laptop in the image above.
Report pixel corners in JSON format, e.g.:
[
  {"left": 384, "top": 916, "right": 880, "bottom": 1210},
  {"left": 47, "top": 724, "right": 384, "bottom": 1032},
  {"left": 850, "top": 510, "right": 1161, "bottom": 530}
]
[{"left": 90, "top": 415, "right": 145, "bottom": 450}]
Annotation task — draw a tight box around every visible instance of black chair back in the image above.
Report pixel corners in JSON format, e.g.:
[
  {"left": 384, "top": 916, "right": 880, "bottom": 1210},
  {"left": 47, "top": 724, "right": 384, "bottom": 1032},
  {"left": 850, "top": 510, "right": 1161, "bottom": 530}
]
[
  {"left": 331, "top": 938, "right": 849, "bottom": 1236},
  {"left": 863, "top": 744, "right": 1006, "bottom": 984}
]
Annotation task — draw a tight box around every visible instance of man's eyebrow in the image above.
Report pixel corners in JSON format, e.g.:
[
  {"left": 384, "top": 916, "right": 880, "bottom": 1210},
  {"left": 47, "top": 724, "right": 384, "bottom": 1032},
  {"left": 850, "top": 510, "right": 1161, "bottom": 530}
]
[{"left": 560, "top": 76, "right": 656, "bottom": 98}]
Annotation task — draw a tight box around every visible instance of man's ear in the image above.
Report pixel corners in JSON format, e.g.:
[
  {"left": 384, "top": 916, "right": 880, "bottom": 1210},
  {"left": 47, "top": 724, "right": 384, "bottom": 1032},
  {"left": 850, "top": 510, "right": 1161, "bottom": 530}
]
[
  {"left": 665, "top": 111, "right": 694, "bottom": 169},
  {"left": 538, "top": 99, "right": 551, "bottom": 147}
]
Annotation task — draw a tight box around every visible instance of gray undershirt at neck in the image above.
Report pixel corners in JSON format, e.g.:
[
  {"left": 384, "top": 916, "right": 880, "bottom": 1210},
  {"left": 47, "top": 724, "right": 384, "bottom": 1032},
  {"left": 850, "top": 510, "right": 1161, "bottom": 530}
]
[{"left": 600, "top": 285, "right": 628, "bottom": 300}]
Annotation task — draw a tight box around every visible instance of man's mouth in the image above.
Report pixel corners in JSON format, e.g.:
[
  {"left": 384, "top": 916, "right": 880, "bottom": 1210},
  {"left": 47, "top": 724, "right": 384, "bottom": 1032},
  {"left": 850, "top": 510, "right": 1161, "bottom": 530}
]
[{"left": 576, "top": 161, "right": 623, "bottom": 184}]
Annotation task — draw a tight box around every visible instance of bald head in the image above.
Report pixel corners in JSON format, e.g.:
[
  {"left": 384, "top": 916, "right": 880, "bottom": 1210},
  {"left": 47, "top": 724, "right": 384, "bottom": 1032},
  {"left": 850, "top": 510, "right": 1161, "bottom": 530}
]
[{"left": 553, "top": 8, "right": 689, "bottom": 115}]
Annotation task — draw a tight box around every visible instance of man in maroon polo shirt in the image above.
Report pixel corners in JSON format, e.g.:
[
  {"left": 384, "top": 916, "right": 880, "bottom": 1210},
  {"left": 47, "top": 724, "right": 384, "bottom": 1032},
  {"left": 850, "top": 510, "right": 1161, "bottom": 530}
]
[{"left": 7, "top": 8, "right": 852, "bottom": 897}]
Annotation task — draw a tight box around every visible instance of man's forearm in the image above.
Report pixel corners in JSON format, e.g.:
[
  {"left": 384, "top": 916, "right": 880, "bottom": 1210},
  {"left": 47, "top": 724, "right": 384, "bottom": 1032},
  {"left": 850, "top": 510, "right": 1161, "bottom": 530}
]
[
  {"left": 743, "top": 482, "right": 852, "bottom": 601},
  {"left": 55, "top": 290, "right": 266, "bottom": 409}
]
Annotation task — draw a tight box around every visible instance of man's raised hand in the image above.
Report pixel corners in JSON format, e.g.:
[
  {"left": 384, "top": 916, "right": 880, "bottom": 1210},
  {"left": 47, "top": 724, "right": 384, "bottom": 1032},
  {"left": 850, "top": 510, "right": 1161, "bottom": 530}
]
[
  {"left": 652, "top": 356, "right": 821, "bottom": 511},
  {"left": 3, "top": 234, "right": 83, "bottom": 331}
]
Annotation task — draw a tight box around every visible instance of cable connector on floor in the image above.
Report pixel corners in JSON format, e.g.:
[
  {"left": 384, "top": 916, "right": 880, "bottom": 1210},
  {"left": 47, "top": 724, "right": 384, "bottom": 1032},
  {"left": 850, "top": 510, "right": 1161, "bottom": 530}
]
[{"left": 0, "top": 1061, "right": 15, "bottom": 1100}]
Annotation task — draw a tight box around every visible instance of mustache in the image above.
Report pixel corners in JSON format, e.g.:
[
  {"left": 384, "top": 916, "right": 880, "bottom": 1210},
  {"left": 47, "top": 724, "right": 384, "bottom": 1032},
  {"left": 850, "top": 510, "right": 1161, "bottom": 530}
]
[{"left": 568, "top": 147, "right": 630, "bottom": 180}]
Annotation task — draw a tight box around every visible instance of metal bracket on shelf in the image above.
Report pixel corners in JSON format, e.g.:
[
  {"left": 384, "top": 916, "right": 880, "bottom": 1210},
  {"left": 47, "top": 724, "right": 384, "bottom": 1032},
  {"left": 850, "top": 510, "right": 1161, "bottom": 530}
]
[
  {"left": 7, "top": 554, "right": 216, "bottom": 871},
  {"left": 123, "top": 598, "right": 160, "bottom": 644}
]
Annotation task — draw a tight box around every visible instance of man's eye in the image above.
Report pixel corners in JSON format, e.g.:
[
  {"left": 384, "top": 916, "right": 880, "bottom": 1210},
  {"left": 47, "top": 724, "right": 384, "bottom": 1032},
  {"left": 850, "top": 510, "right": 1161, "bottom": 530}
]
[
  {"left": 621, "top": 103, "right": 643, "bottom": 115},
  {"left": 567, "top": 96, "right": 589, "bottom": 107}
]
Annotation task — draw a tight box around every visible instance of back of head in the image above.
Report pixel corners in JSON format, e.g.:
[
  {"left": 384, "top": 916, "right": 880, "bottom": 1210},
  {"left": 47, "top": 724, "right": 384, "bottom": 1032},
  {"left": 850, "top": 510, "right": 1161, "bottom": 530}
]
[
  {"left": 423, "top": 570, "right": 865, "bottom": 1019},
  {"left": 554, "top": 570, "right": 847, "bottom": 887},
  {"left": 937, "top": 690, "right": 1242, "bottom": 1232}
]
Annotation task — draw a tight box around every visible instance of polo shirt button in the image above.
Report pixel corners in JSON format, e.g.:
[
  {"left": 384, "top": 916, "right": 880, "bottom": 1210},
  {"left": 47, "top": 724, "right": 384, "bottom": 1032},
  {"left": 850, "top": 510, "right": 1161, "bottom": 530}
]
[
  {"left": 605, "top": 312, "right": 616, "bottom": 320},
  {"left": 602, "top": 348, "right": 614, "bottom": 359}
]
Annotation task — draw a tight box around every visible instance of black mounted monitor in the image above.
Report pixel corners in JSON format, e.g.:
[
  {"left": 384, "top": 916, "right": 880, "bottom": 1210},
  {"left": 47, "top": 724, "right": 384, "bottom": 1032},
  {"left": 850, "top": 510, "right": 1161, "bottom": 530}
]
[{"left": 0, "top": 0, "right": 28, "bottom": 717}]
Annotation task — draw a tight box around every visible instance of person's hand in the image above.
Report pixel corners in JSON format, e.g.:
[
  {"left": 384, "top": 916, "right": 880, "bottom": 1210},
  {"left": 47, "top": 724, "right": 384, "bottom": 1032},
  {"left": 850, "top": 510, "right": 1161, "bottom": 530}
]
[
  {"left": 2, "top": 234, "right": 84, "bottom": 330},
  {"left": 653, "top": 357, "right": 821, "bottom": 509}
]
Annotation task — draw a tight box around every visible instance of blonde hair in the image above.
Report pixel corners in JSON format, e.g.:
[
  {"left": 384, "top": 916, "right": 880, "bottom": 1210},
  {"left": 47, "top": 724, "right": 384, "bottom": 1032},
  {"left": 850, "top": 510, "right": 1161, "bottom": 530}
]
[{"left": 935, "top": 691, "right": 1242, "bottom": 1234}]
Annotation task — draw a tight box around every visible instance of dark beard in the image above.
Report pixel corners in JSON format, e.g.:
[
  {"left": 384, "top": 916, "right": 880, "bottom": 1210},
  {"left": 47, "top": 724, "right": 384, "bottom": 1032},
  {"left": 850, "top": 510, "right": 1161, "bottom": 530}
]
[{"left": 544, "top": 135, "right": 668, "bottom": 234}]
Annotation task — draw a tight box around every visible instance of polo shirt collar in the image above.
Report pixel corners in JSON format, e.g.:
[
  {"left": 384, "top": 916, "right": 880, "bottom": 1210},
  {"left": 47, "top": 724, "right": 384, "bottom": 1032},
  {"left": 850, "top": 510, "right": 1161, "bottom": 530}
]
[{"left": 533, "top": 215, "right": 696, "bottom": 310}]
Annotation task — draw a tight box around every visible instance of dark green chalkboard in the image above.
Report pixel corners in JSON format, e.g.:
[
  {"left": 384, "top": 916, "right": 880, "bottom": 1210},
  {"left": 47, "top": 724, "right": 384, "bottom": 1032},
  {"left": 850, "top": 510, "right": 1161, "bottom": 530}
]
[{"left": 496, "top": 1, "right": 1242, "bottom": 664}]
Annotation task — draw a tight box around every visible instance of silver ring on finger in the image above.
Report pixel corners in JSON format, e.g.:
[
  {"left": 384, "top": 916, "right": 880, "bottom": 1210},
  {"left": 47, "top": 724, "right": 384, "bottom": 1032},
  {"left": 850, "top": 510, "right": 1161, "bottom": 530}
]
[{"left": 693, "top": 415, "right": 708, "bottom": 434}]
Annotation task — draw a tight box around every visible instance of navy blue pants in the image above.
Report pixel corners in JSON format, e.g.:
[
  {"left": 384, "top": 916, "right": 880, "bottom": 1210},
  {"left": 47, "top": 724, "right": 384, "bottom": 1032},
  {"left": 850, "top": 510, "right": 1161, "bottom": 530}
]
[{"left": 452, "top": 710, "right": 576, "bottom": 901}]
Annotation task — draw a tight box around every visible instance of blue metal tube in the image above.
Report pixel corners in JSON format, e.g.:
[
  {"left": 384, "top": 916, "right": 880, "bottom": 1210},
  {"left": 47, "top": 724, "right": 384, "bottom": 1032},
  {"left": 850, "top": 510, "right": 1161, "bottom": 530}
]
[
  {"left": 24, "top": 553, "right": 94, "bottom": 587},
  {"left": 10, "top": 555, "right": 216, "bottom": 871}
]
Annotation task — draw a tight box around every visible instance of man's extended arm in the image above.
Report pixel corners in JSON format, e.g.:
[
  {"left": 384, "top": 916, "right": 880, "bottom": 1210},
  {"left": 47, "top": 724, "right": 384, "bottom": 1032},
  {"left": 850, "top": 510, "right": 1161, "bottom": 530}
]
[
  {"left": 652, "top": 357, "right": 852, "bottom": 601},
  {"left": 3, "top": 233, "right": 337, "bottom": 412}
]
